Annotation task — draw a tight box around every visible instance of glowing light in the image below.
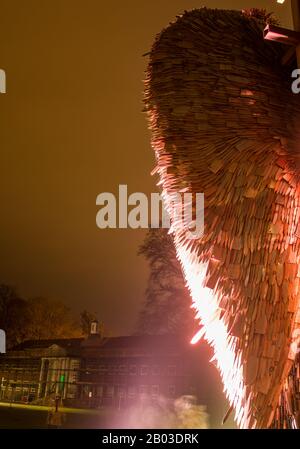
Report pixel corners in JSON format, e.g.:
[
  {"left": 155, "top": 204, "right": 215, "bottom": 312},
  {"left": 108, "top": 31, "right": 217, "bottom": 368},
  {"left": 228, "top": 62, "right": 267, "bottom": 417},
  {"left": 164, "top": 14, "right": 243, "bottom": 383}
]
[
  {"left": 151, "top": 171, "right": 250, "bottom": 426},
  {"left": 174, "top": 236, "right": 249, "bottom": 428},
  {"left": 151, "top": 132, "right": 256, "bottom": 428},
  {"left": 191, "top": 328, "right": 205, "bottom": 345}
]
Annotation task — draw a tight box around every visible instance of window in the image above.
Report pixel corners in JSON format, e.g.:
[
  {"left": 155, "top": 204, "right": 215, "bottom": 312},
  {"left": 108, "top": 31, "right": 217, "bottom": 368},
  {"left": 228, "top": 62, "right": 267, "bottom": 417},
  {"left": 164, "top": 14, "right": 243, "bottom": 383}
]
[
  {"left": 152, "top": 365, "right": 160, "bottom": 375},
  {"left": 119, "top": 365, "right": 126, "bottom": 375},
  {"left": 118, "top": 386, "right": 126, "bottom": 398},
  {"left": 141, "top": 365, "right": 148, "bottom": 375},
  {"left": 108, "top": 365, "right": 117, "bottom": 375},
  {"left": 168, "top": 385, "right": 176, "bottom": 396},
  {"left": 139, "top": 385, "right": 148, "bottom": 394},
  {"left": 167, "top": 365, "right": 176, "bottom": 375},
  {"left": 97, "top": 386, "right": 103, "bottom": 397},
  {"left": 106, "top": 386, "right": 114, "bottom": 397},
  {"left": 128, "top": 386, "right": 136, "bottom": 398},
  {"left": 129, "top": 365, "right": 137, "bottom": 375},
  {"left": 99, "top": 365, "right": 107, "bottom": 374},
  {"left": 151, "top": 385, "right": 159, "bottom": 396}
]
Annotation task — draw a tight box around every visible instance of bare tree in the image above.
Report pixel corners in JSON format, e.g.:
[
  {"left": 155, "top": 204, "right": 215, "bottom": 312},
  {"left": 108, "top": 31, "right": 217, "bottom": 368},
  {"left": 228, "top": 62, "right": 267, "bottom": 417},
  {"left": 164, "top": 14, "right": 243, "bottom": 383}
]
[
  {"left": 24, "top": 297, "right": 81, "bottom": 340},
  {"left": 137, "top": 228, "right": 196, "bottom": 337}
]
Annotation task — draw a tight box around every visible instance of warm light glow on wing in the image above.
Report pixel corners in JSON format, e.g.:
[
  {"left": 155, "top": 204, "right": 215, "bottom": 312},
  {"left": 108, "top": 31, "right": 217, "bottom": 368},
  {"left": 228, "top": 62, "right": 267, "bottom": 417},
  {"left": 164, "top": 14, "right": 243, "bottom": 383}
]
[
  {"left": 176, "top": 240, "right": 249, "bottom": 428},
  {"left": 190, "top": 328, "right": 205, "bottom": 345},
  {"left": 145, "top": 7, "right": 300, "bottom": 428}
]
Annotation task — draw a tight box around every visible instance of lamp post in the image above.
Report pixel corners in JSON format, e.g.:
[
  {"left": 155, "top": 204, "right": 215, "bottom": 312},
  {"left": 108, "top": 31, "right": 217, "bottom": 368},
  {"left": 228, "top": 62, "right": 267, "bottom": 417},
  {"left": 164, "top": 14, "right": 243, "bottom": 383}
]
[{"left": 264, "top": 1, "right": 300, "bottom": 67}]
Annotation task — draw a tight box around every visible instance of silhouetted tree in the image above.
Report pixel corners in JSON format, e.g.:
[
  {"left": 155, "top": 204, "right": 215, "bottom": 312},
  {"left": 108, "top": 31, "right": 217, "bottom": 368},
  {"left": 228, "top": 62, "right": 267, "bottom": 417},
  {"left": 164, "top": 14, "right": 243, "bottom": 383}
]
[
  {"left": 137, "top": 228, "right": 196, "bottom": 336},
  {"left": 0, "top": 283, "right": 108, "bottom": 345},
  {"left": 0, "top": 284, "right": 28, "bottom": 348}
]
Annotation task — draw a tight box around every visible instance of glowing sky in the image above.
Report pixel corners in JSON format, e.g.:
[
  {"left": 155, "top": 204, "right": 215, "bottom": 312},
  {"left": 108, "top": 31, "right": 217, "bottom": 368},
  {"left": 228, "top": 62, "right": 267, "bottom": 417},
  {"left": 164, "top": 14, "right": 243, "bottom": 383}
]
[{"left": 0, "top": 1, "right": 293, "bottom": 334}]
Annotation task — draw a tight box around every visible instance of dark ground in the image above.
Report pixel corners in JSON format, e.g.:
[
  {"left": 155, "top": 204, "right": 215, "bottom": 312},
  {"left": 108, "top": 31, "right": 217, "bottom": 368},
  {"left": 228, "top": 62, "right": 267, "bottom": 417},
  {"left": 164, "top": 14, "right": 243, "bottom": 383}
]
[
  {"left": 0, "top": 403, "right": 235, "bottom": 429},
  {"left": 0, "top": 405, "right": 115, "bottom": 429}
]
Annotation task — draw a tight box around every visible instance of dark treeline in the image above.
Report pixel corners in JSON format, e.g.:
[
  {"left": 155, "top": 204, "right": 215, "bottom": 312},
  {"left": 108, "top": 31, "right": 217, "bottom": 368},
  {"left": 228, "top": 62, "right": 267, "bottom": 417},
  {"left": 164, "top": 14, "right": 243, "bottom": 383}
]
[{"left": 0, "top": 284, "right": 97, "bottom": 349}]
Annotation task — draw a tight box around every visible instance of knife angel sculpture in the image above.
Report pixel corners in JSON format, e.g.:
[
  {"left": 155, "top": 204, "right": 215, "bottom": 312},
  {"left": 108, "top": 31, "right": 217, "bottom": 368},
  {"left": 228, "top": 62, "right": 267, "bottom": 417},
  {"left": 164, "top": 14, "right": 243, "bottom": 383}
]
[{"left": 144, "top": 8, "right": 300, "bottom": 428}]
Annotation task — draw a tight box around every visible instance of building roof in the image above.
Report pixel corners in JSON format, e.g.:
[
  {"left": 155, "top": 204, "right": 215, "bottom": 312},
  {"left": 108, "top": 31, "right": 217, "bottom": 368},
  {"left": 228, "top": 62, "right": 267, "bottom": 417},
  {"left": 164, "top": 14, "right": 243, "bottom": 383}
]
[
  {"left": 7, "top": 334, "right": 206, "bottom": 357},
  {"left": 11, "top": 334, "right": 191, "bottom": 352},
  {"left": 99, "top": 334, "right": 187, "bottom": 349},
  {"left": 80, "top": 334, "right": 200, "bottom": 358},
  {"left": 11, "top": 337, "right": 84, "bottom": 351}
]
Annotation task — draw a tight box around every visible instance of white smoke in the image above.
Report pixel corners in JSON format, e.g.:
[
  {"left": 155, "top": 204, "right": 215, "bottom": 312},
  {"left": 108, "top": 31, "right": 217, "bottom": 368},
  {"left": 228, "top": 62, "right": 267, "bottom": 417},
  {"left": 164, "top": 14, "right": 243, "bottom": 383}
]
[{"left": 123, "top": 395, "right": 209, "bottom": 429}]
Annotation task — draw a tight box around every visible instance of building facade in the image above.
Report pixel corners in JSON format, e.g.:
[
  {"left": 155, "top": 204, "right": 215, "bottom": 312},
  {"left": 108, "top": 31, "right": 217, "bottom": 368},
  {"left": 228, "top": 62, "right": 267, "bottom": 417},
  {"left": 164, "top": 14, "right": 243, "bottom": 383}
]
[
  {"left": 0, "top": 338, "right": 82, "bottom": 404},
  {"left": 0, "top": 324, "right": 217, "bottom": 412}
]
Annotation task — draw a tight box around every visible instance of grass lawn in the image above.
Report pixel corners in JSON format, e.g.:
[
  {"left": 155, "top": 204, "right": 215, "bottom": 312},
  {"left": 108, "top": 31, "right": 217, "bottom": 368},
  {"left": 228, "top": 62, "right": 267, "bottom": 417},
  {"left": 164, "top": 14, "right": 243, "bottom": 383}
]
[
  {"left": 0, "top": 401, "right": 236, "bottom": 429},
  {"left": 0, "top": 403, "right": 118, "bottom": 429}
]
